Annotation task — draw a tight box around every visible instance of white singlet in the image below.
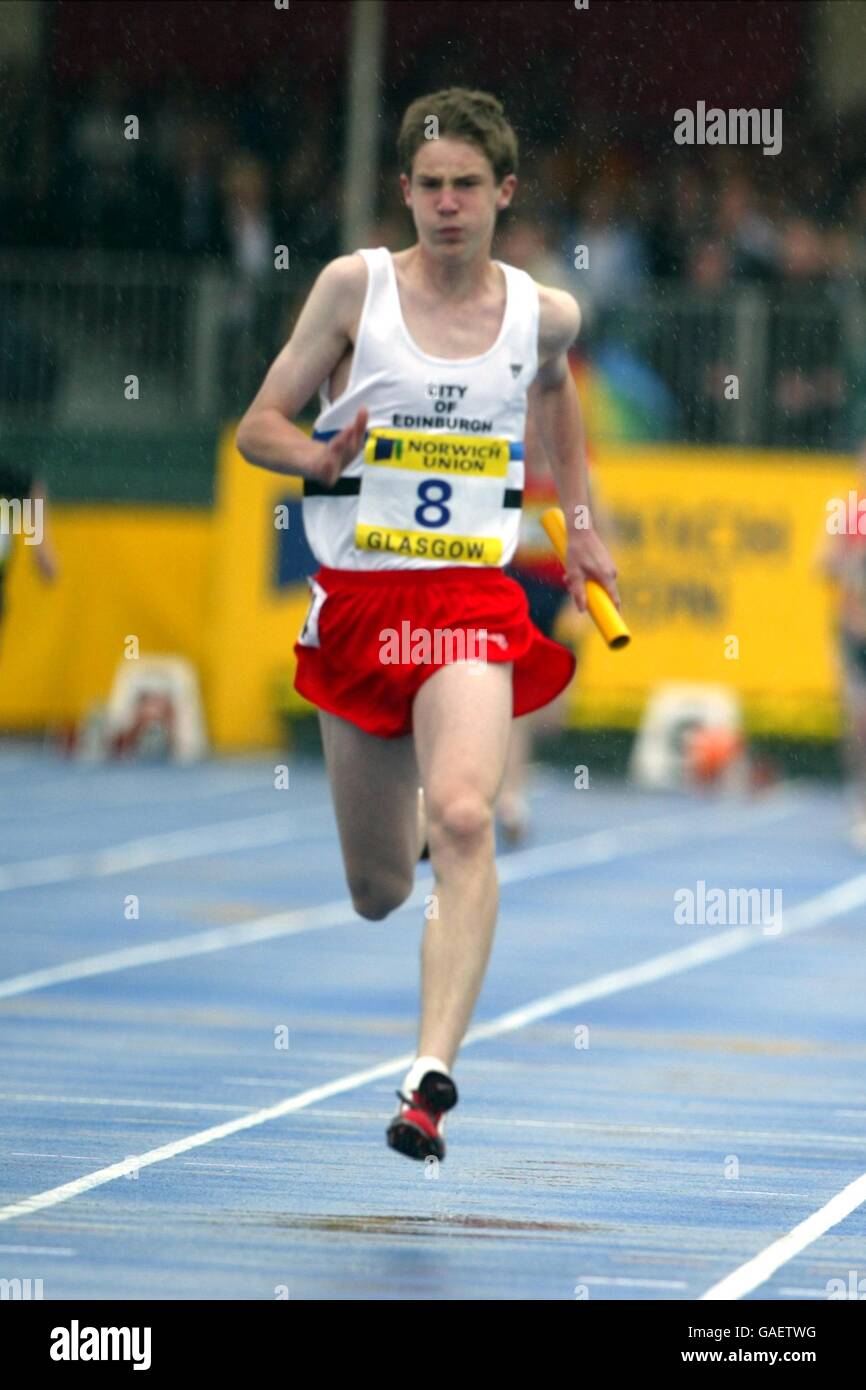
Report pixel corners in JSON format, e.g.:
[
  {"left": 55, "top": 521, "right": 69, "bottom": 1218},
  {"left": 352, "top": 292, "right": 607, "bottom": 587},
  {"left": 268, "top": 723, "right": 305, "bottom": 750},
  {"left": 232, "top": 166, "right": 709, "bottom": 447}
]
[{"left": 301, "top": 246, "right": 540, "bottom": 570}]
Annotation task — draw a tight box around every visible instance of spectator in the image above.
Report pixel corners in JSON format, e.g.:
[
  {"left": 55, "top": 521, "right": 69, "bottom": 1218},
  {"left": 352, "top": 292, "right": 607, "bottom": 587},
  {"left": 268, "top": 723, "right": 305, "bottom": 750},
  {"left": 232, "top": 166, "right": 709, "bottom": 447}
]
[
  {"left": 567, "top": 178, "right": 648, "bottom": 326},
  {"left": 68, "top": 67, "right": 141, "bottom": 247},
  {"left": 163, "top": 120, "right": 230, "bottom": 257},
  {"left": 495, "top": 215, "right": 572, "bottom": 290},
  {"left": 649, "top": 166, "right": 710, "bottom": 278},
  {"left": 716, "top": 171, "right": 779, "bottom": 280},
  {"left": 217, "top": 154, "right": 276, "bottom": 407},
  {"left": 274, "top": 135, "right": 339, "bottom": 262},
  {"left": 770, "top": 217, "right": 846, "bottom": 448}
]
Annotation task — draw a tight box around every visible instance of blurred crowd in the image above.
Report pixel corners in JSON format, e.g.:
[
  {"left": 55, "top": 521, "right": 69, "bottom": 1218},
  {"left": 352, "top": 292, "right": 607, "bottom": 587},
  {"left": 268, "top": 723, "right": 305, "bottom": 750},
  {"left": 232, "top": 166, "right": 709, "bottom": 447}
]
[
  {"left": 5, "top": 63, "right": 866, "bottom": 289},
  {"left": 0, "top": 65, "right": 341, "bottom": 265},
  {"left": 5, "top": 60, "right": 866, "bottom": 301},
  {"left": 4, "top": 58, "right": 866, "bottom": 443}
]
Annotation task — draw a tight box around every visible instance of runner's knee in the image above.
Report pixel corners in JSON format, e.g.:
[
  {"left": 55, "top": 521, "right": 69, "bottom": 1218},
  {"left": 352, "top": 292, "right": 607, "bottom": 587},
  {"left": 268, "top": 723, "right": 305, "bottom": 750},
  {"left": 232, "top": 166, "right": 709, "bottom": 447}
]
[
  {"left": 349, "top": 869, "right": 413, "bottom": 921},
  {"left": 427, "top": 791, "right": 493, "bottom": 850}
]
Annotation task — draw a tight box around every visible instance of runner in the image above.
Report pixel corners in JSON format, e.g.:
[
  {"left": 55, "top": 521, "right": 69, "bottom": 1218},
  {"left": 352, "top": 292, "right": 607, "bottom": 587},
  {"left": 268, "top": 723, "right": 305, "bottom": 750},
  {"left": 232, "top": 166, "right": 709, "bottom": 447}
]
[
  {"left": 818, "top": 453, "right": 866, "bottom": 847},
  {"left": 236, "top": 88, "right": 620, "bottom": 1161}
]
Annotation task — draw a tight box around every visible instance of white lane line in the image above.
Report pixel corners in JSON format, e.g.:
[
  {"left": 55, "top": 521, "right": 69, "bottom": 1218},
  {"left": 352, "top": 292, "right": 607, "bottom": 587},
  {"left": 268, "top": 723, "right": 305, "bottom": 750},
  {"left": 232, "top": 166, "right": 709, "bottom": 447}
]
[
  {"left": 0, "top": 770, "right": 276, "bottom": 817},
  {"left": 579, "top": 1277, "right": 688, "bottom": 1289},
  {"left": 494, "top": 790, "right": 797, "bottom": 886},
  {"left": 10, "top": 1152, "right": 105, "bottom": 1161},
  {"left": 267, "top": 1112, "right": 866, "bottom": 1148},
  {"left": 0, "top": 809, "right": 329, "bottom": 892},
  {"left": 0, "top": 1057, "right": 419, "bottom": 1224},
  {"left": 461, "top": 866, "right": 866, "bottom": 1049},
  {"left": 0, "top": 1093, "right": 248, "bottom": 1113},
  {"left": 701, "top": 1169, "right": 866, "bottom": 1300},
  {"left": 720, "top": 1191, "right": 805, "bottom": 1199},
  {"left": 0, "top": 848, "right": 862, "bottom": 1229},
  {"left": 0, "top": 898, "right": 358, "bottom": 1000},
  {"left": 0, "top": 794, "right": 798, "bottom": 1000},
  {"left": 0, "top": 1244, "right": 75, "bottom": 1256},
  {"left": 2, "top": 1097, "right": 863, "bottom": 1150}
]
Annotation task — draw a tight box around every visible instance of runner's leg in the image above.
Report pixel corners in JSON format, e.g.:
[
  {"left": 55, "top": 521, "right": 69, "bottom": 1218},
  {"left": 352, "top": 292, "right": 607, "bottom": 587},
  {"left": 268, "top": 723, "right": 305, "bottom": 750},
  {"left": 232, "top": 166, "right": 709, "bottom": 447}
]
[
  {"left": 845, "top": 693, "right": 866, "bottom": 820},
  {"left": 412, "top": 660, "right": 513, "bottom": 1069},
  {"left": 498, "top": 712, "right": 533, "bottom": 841},
  {"left": 318, "top": 710, "right": 421, "bottom": 920}
]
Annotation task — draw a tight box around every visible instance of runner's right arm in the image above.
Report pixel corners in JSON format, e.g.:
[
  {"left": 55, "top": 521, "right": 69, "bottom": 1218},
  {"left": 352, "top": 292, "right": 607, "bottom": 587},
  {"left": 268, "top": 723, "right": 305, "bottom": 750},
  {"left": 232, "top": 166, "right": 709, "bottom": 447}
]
[{"left": 236, "top": 255, "right": 368, "bottom": 484}]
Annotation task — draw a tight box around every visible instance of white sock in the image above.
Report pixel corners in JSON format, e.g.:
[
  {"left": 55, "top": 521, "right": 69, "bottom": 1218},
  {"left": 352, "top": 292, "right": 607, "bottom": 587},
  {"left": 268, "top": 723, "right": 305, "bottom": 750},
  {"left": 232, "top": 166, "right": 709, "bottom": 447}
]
[{"left": 403, "top": 1054, "right": 450, "bottom": 1094}]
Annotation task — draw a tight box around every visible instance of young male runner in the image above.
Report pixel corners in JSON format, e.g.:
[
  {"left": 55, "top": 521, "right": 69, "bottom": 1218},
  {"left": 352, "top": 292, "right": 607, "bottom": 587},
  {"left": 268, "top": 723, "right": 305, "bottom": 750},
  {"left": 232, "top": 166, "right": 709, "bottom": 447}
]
[
  {"left": 236, "top": 88, "right": 620, "bottom": 1161},
  {"left": 818, "top": 452, "right": 866, "bottom": 846}
]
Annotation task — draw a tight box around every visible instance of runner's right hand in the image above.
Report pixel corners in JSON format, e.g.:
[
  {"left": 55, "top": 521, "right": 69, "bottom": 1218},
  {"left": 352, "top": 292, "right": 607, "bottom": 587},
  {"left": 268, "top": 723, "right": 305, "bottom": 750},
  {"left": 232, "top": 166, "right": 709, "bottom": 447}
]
[{"left": 311, "top": 407, "right": 368, "bottom": 486}]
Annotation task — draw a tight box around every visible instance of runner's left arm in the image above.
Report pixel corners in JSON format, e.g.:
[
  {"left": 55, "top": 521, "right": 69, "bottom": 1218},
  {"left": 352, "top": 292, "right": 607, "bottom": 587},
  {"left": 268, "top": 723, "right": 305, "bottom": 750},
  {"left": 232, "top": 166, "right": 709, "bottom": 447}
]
[{"left": 528, "top": 287, "right": 620, "bottom": 612}]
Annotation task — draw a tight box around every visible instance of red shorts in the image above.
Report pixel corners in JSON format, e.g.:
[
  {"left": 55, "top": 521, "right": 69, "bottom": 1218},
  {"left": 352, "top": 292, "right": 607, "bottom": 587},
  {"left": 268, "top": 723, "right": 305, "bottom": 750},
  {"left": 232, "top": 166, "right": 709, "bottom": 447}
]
[{"left": 294, "top": 565, "right": 577, "bottom": 739}]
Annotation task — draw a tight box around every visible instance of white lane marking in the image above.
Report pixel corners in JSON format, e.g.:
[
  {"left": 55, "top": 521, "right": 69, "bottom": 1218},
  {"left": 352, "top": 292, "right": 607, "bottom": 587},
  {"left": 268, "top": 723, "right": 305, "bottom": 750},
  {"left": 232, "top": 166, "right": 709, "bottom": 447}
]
[
  {"left": 579, "top": 1277, "right": 688, "bottom": 1289},
  {"left": 274, "top": 1112, "right": 866, "bottom": 1148},
  {"left": 778, "top": 1287, "right": 828, "bottom": 1298},
  {"left": 701, "top": 1169, "right": 866, "bottom": 1300},
  {"left": 0, "top": 770, "right": 276, "bottom": 817},
  {"left": 720, "top": 1191, "right": 805, "bottom": 1198},
  {"left": 0, "top": 795, "right": 799, "bottom": 1000},
  {"left": 10, "top": 1152, "right": 105, "bottom": 1161},
  {"left": 0, "top": 810, "right": 331, "bottom": 892},
  {"left": 468, "top": 861, "right": 866, "bottom": 1047},
  {"left": 0, "top": 847, "right": 862, "bottom": 1229},
  {"left": 0, "top": 899, "right": 358, "bottom": 1000},
  {"left": 0, "top": 1057, "right": 419, "bottom": 1224},
  {"left": 0, "top": 1093, "right": 248, "bottom": 1113},
  {"left": 0, "top": 1244, "right": 75, "bottom": 1256},
  {"left": 3, "top": 1096, "right": 862, "bottom": 1150},
  {"left": 495, "top": 790, "right": 798, "bottom": 885}
]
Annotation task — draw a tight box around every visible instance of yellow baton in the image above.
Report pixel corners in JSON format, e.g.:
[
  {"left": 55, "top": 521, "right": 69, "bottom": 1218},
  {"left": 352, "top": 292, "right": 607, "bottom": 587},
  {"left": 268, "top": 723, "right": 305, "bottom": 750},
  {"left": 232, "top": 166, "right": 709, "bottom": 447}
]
[{"left": 540, "top": 507, "right": 631, "bottom": 650}]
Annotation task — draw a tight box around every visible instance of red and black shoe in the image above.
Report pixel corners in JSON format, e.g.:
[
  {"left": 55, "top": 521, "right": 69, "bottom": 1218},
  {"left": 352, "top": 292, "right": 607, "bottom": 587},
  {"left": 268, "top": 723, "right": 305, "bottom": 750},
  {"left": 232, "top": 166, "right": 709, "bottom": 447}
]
[{"left": 386, "top": 1069, "right": 458, "bottom": 1161}]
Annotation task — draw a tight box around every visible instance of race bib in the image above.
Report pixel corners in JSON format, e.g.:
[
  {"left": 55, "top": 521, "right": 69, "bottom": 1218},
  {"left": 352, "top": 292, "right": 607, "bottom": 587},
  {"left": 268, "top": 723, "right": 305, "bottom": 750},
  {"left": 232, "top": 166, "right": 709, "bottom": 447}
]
[{"left": 354, "top": 428, "right": 514, "bottom": 565}]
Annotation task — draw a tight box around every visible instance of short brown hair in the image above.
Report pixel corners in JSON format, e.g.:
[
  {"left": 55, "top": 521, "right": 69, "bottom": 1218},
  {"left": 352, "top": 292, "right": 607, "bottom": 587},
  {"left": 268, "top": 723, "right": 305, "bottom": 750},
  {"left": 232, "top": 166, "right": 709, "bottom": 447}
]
[{"left": 397, "top": 88, "right": 519, "bottom": 184}]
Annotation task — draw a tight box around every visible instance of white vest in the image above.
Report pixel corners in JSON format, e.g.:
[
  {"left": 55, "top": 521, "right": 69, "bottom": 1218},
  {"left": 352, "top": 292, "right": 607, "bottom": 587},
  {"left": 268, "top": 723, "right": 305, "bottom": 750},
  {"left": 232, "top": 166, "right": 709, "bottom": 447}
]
[{"left": 301, "top": 246, "right": 539, "bottom": 570}]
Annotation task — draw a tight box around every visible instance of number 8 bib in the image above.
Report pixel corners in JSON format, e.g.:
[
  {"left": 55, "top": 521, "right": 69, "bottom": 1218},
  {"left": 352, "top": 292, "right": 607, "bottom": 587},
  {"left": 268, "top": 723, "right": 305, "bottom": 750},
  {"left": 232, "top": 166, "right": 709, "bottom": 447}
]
[{"left": 354, "top": 428, "right": 519, "bottom": 566}]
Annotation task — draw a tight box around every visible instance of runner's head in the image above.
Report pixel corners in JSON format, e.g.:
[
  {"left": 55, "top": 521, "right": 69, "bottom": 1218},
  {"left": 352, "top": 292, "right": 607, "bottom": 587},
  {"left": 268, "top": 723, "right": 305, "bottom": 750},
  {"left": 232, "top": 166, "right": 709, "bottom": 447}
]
[{"left": 397, "top": 88, "right": 518, "bottom": 258}]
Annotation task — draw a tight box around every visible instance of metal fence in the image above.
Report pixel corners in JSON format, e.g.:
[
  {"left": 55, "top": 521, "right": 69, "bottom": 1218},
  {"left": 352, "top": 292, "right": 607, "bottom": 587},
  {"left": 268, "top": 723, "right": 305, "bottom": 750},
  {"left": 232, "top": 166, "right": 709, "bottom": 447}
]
[
  {"left": 592, "top": 284, "right": 866, "bottom": 450},
  {"left": 1, "top": 252, "right": 863, "bottom": 450},
  {"left": 0, "top": 252, "right": 304, "bottom": 429}
]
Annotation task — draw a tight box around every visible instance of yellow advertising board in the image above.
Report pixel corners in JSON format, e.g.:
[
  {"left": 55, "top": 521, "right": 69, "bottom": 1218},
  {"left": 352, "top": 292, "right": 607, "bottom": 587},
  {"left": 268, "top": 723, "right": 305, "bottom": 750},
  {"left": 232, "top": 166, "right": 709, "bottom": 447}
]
[
  {"left": 569, "top": 447, "right": 853, "bottom": 737},
  {"left": 0, "top": 437, "right": 856, "bottom": 746},
  {"left": 0, "top": 507, "right": 211, "bottom": 727}
]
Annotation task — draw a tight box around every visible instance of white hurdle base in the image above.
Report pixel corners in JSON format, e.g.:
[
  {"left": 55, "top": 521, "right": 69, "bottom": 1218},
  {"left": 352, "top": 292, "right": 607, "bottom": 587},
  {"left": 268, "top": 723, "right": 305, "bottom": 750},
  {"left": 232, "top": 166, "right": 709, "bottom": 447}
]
[
  {"left": 104, "top": 655, "right": 208, "bottom": 763},
  {"left": 629, "top": 682, "right": 743, "bottom": 792}
]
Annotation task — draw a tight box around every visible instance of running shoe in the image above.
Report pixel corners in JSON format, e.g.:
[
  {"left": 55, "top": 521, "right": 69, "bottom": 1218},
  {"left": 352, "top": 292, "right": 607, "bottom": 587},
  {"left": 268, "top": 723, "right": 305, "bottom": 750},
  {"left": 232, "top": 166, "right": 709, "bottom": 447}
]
[{"left": 386, "top": 1066, "right": 458, "bottom": 1161}]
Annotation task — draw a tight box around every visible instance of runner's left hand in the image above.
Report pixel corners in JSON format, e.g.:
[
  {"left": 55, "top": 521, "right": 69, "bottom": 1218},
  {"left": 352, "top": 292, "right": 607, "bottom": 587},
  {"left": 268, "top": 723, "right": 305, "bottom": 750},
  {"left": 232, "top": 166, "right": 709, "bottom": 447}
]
[{"left": 564, "top": 527, "right": 620, "bottom": 614}]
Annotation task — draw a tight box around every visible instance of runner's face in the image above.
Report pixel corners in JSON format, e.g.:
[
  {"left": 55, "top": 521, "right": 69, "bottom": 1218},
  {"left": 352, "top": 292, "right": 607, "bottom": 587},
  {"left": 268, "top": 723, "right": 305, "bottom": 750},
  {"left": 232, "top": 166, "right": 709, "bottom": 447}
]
[{"left": 401, "top": 138, "right": 515, "bottom": 257}]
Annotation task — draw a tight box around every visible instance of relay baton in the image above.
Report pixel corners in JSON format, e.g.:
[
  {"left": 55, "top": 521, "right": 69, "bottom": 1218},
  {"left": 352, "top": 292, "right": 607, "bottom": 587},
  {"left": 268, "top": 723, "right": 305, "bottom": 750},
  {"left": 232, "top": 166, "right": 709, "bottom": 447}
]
[{"left": 540, "top": 507, "right": 631, "bottom": 650}]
